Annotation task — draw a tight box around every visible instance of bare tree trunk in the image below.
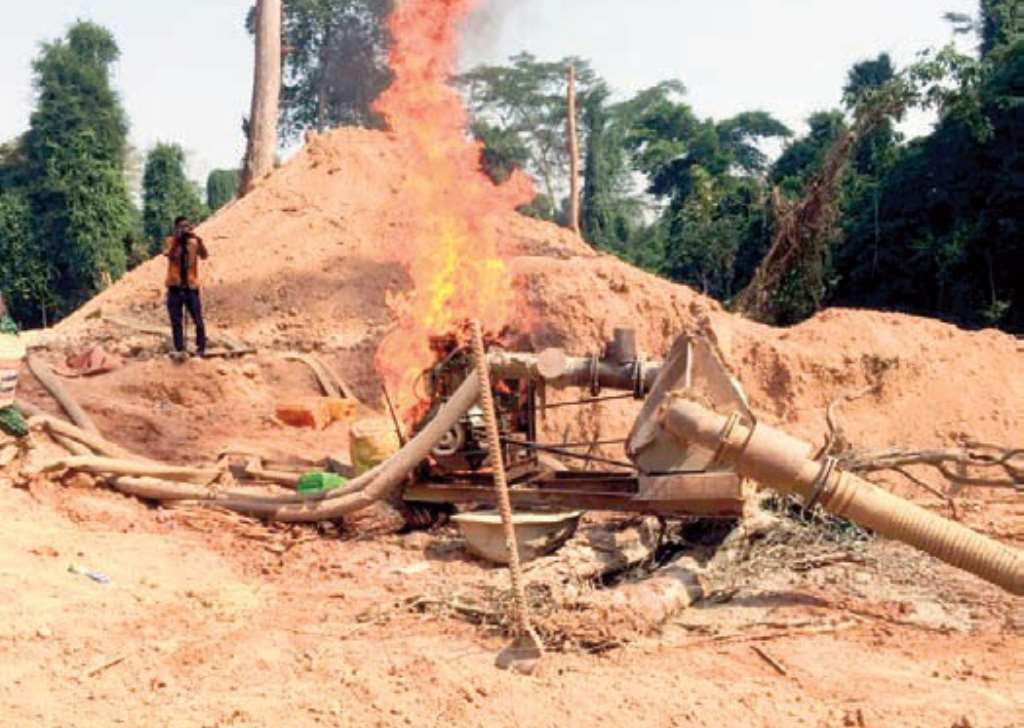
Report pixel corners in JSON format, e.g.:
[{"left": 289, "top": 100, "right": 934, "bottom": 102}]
[
  {"left": 566, "top": 66, "right": 581, "bottom": 236},
  {"left": 315, "top": 21, "right": 334, "bottom": 133},
  {"left": 240, "top": 0, "right": 282, "bottom": 196}
]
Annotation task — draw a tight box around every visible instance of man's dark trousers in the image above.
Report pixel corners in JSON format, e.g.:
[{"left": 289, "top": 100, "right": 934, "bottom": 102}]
[{"left": 167, "top": 286, "right": 206, "bottom": 355}]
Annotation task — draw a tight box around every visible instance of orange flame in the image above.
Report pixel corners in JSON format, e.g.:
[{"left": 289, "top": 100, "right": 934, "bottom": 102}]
[{"left": 372, "top": 0, "right": 533, "bottom": 419}]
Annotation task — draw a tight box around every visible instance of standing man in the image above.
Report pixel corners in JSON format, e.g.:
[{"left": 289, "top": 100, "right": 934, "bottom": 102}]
[{"left": 164, "top": 216, "right": 208, "bottom": 359}]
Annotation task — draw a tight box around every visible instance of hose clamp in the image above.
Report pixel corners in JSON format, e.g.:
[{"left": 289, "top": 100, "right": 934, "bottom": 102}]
[
  {"left": 589, "top": 353, "right": 601, "bottom": 397},
  {"left": 632, "top": 358, "right": 646, "bottom": 399},
  {"left": 804, "top": 456, "right": 839, "bottom": 513},
  {"left": 711, "top": 412, "right": 743, "bottom": 468}
]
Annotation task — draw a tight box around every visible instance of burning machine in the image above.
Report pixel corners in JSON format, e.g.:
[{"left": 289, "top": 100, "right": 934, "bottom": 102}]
[{"left": 404, "top": 329, "right": 753, "bottom": 518}]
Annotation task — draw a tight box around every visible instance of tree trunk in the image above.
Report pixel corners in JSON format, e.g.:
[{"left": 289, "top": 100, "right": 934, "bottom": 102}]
[
  {"left": 566, "top": 66, "right": 581, "bottom": 236},
  {"left": 316, "top": 21, "right": 334, "bottom": 132},
  {"left": 240, "top": 0, "right": 282, "bottom": 196}
]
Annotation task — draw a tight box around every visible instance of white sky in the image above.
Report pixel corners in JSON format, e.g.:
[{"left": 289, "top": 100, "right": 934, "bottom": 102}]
[{"left": 0, "top": 1, "right": 977, "bottom": 185}]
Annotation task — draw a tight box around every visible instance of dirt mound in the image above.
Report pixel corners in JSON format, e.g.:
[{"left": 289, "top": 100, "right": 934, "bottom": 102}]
[{"left": 47, "top": 126, "right": 1021, "bottom": 461}]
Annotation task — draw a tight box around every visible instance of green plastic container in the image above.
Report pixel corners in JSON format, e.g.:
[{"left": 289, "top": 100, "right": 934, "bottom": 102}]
[{"left": 297, "top": 472, "right": 348, "bottom": 494}]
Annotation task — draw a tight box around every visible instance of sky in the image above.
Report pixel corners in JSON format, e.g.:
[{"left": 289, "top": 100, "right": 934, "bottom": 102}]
[{"left": 0, "top": 0, "right": 978, "bottom": 186}]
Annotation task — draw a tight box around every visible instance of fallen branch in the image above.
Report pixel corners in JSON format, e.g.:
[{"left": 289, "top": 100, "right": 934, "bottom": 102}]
[
  {"left": 842, "top": 446, "right": 1023, "bottom": 491},
  {"left": 817, "top": 386, "right": 877, "bottom": 459},
  {"left": 817, "top": 388, "right": 1022, "bottom": 499}
]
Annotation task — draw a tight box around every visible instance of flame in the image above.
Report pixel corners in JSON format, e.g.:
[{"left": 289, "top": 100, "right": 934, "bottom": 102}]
[{"left": 372, "top": 0, "right": 533, "bottom": 419}]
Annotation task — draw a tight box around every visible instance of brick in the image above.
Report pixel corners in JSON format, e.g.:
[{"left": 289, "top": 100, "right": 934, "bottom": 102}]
[{"left": 275, "top": 399, "right": 332, "bottom": 430}]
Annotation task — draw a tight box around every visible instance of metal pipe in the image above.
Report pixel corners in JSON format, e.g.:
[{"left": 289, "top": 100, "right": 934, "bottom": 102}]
[
  {"left": 662, "top": 399, "right": 1024, "bottom": 596},
  {"left": 489, "top": 350, "right": 661, "bottom": 394}
]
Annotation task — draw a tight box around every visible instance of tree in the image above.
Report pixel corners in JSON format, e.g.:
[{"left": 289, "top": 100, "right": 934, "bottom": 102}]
[
  {"left": 578, "top": 82, "right": 678, "bottom": 256},
  {"left": 458, "top": 54, "right": 601, "bottom": 218},
  {"left": 240, "top": 0, "right": 283, "bottom": 195},
  {"left": 207, "top": 169, "right": 241, "bottom": 211},
  {"left": 832, "top": 39, "right": 1024, "bottom": 331},
  {"left": 946, "top": 1, "right": 1023, "bottom": 56},
  {"left": 250, "top": 0, "right": 393, "bottom": 141},
  {"left": 981, "top": 0, "right": 1024, "bottom": 53},
  {"left": 771, "top": 111, "right": 848, "bottom": 191},
  {"left": 142, "top": 143, "right": 208, "bottom": 254},
  {"left": 20, "top": 21, "right": 133, "bottom": 321},
  {"left": 626, "top": 97, "right": 790, "bottom": 298},
  {"left": 0, "top": 189, "right": 53, "bottom": 323}
]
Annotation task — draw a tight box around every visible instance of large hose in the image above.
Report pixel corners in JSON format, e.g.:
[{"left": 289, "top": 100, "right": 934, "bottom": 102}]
[
  {"left": 663, "top": 399, "right": 1024, "bottom": 596},
  {"left": 189, "top": 372, "right": 481, "bottom": 522},
  {"left": 18, "top": 371, "right": 482, "bottom": 523}
]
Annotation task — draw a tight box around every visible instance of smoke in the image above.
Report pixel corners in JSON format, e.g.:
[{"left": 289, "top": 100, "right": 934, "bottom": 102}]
[{"left": 459, "top": 0, "right": 517, "bottom": 67}]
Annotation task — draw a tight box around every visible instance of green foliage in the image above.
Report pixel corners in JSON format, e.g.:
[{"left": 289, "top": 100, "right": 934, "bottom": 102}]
[
  {"left": 624, "top": 95, "right": 789, "bottom": 299},
  {"left": 0, "top": 189, "right": 53, "bottom": 321},
  {"left": 461, "top": 12, "right": 1024, "bottom": 333},
  {"left": 142, "top": 143, "right": 208, "bottom": 254},
  {"left": 832, "top": 38, "right": 1024, "bottom": 330},
  {"left": 580, "top": 83, "right": 645, "bottom": 254},
  {"left": 471, "top": 122, "right": 530, "bottom": 185},
  {"left": 458, "top": 54, "right": 602, "bottom": 213},
  {"left": 18, "top": 21, "right": 134, "bottom": 322},
  {"left": 207, "top": 169, "right": 240, "bottom": 212},
  {"left": 770, "top": 111, "right": 849, "bottom": 199},
  {"left": 249, "top": 0, "right": 393, "bottom": 141}
]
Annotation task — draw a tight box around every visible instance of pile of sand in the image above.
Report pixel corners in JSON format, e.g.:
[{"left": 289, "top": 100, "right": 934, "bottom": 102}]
[{"left": 46, "top": 127, "right": 1022, "bottom": 465}]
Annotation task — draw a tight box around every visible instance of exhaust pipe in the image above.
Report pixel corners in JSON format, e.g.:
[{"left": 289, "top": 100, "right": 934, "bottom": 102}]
[{"left": 662, "top": 399, "right": 1024, "bottom": 596}]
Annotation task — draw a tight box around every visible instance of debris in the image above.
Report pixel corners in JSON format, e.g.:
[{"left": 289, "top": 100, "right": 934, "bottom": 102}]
[
  {"left": 58, "top": 346, "right": 122, "bottom": 378},
  {"left": 0, "top": 407, "right": 28, "bottom": 439},
  {"left": 297, "top": 471, "right": 347, "bottom": 494},
  {"left": 275, "top": 399, "right": 332, "bottom": 430},
  {"left": 750, "top": 645, "right": 788, "bottom": 676},
  {"left": 452, "top": 510, "right": 582, "bottom": 565},
  {"left": 68, "top": 564, "right": 110, "bottom": 585},
  {"left": 349, "top": 417, "right": 401, "bottom": 476},
  {"left": 84, "top": 654, "right": 128, "bottom": 678}
]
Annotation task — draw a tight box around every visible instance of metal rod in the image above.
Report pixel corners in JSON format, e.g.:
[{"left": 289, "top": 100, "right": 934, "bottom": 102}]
[
  {"left": 380, "top": 384, "right": 406, "bottom": 447},
  {"left": 470, "top": 321, "right": 542, "bottom": 655},
  {"left": 502, "top": 439, "right": 635, "bottom": 470},
  {"left": 537, "top": 393, "right": 635, "bottom": 411},
  {"left": 555, "top": 438, "right": 628, "bottom": 449}
]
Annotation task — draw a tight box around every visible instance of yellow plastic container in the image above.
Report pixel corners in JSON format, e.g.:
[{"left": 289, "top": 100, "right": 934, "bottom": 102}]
[
  {"left": 349, "top": 417, "right": 401, "bottom": 476},
  {"left": 0, "top": 333, "right": 26, "bottom": 409}
]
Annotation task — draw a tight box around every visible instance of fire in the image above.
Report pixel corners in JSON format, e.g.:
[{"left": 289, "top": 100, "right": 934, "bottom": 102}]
[{"left": 372, "top": 0, "right": 533, "bottom": 419}]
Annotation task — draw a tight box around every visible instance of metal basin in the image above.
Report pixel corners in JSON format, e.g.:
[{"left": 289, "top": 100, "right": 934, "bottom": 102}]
[{"left": 452, "top": 511, "right": 583, "bottom": 565}]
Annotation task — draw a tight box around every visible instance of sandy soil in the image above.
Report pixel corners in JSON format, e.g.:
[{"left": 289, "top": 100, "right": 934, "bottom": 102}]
[{"left": 1, "top": 474, "right": 1021, "bottom": 728}]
